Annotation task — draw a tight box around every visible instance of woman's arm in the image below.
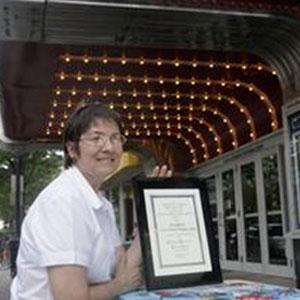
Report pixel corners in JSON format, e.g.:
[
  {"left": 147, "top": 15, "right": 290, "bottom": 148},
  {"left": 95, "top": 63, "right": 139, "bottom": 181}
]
[{"left": 48, "top": 254, "right": 141, "bottom": 300}]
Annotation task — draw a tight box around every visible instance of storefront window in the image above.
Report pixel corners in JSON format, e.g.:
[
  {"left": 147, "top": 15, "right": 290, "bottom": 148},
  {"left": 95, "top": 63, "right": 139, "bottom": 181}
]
[
  {"left": 241, "top": 162, "right": 261, "bottom": 263},
  {"left": 205, "top": 176, "right": 219, "bottom": 251},
  {"left": 222, "top": 170, "right": 238, "bottom": 261},
  {"left": 262, "top": 154, "right": 287, "bottom": 265}
]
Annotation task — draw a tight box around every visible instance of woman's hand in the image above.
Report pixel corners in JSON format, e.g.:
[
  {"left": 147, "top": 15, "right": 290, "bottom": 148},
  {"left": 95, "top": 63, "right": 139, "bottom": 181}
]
[
  {"left": 114, "top": 252, "right": 142, "bottom": 291},
  {"left": 116, "top": 232, "right": 143, "bottom": 290},
  {"left": 126, "top": 231, "right": 142, "bottom": 268},
  {"left": 149, "top": 164, "right": 172, "bottom": 177}
]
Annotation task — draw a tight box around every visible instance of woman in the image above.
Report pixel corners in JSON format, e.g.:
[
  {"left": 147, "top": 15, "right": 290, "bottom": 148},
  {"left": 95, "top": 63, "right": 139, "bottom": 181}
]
[{"left": 10, "top": 103, "right": 171, "bottom": 300}]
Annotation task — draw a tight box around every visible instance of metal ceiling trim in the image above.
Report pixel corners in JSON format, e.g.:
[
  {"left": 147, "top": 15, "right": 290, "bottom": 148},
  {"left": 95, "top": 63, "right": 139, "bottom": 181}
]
[
  {"left": 45, "top": 2, "right": 300, "bottom": 98},
  {"left": 4, "top": 1, "right": 300, "bottom": 99},
  {"left": 0, "top": 0, "right": 46, "bottom": 41},
  {"left": 49, "top": 0, "right": 274, "bottom": 19},
  {"left": 0, "top": 86, "right": 61, "bottom": 152}
]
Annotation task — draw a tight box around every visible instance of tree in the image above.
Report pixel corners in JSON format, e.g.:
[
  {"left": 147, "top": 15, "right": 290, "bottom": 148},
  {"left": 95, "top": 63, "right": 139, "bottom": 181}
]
[
  {"left": 24, "top": 150, "right": 63, "bottom": 207},
  {"left": 0, "top": 149, "right": 63, "bottom": 228},
  {"left": 0, "top": 151, "right": 14, "bottom": 225}
]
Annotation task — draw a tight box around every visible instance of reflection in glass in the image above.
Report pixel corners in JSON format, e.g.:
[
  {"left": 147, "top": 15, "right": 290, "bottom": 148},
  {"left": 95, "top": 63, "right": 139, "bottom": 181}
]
[
  {"left": 225, "top": 219, "right": 238, "bottom": 260},
  {"left": 262, "top": 154, "right": 287, "bottom": 265},
  {"left": 210, "top": 203, "right": 217, "bottom": 219},
  {"left": 205, "top": 176, "right": 219, "bottom": 250},
  {"left": 222, "top": 170, "right": 238, "bottom": 261},
  {"left": 263, "top": 155, "right": 281, "bottom": 211},
  {"left": 244, "top": 217, "right": 261, "bottom": 262},
  {"left": 241, "top": 162, "right": 261, "bottom": 263},
  {"left": 241, "top": 162, "right": 258, "bottom": 214},
  {"left": 267, "top": 214, "right": 287, "bottom": 265},
  {"left": 222, "top": 170, "right": 236, "bottom": 216}
]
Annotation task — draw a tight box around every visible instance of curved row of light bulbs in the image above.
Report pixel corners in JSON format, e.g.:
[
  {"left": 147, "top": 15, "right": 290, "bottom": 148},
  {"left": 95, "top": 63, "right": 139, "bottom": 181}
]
[
  {"left": 46, "top": 97, "right": 241, "bottom": 160},
  {"left": 48, "top": 99, "right": 238, "bottom": 142},
  {"left": 49, "top": 52, "right": 279, "bottom": 165},
  {"left": 115, "top": 108, "right": 232, "bottom": 154},
  {"left": 124, "top": 125, "right": 202, "bottom": 164},
  {"left": 45, "top": 118, "right": 199, "bottom": 164},
  {"left": 122, "top": 112, "right": 235, "bottom": 153},
  {"left": 122, "top": 114, "right": 222, "bottom": 154},
  {"left": 59, "top": 54, "right": 277, "bottom": 74},
  {"left": 54, "top": 74, "right": 277, "bottom": 130},
  {"left": 53, "top": 89, "right": 257, "bottom": 140},
  {"left": 48, "top": 96, "right": 245, "bottom": 137},
  {"left": 109, "top": 106, "right": 238, "bottom": 150},
  {"left": 112, "top": 109, "right": 234, "bottom": 152}
]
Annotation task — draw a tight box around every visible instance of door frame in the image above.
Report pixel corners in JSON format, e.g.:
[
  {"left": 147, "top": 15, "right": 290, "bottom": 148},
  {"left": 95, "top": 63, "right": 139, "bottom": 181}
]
[
  {"left": 258, "top": 146, "right": 293, "bottom": 277},
  {"left": 218, "top": 165, "right": 244, "bottom": 271},
  {"left": 189, "top": 131, "right": 293, "bottom": 277},
  {"left": 237, "top": 156, "right": 263, "bottom": 273}
]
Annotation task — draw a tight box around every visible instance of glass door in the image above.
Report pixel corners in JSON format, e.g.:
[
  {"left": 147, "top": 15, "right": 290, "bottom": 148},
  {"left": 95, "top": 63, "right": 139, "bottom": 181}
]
[
  {"left": 221, "top": 168, "right": 243, "bottom": 270},
  {"left": 238, "top": 150, "right": 292, "bottom": 276},
  {"left": 219, "top": 153, "right": 292, "bottom": 276},
  {"left": 201, "top": 143, "right": 292, "bottom": 277},
  {"left": 292, "top": 132, "right": 300, "bottom": 226},
  {"left": 240, "top": 161, "right": 263, "bottom": 272},
  {"left": 220, "top": 160, "right": 265, "bottom": 272},
  {"left": 260, "top": 151, "right": 293, "bottom": 276},
  {"left": 205, "top": 176, "right": 219, "bottom": 252}
]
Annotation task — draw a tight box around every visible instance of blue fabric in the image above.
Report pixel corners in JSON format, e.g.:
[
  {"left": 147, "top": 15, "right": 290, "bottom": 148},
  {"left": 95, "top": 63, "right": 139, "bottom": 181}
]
[{"left": 118, "top": 283, "right": 300, "bottom": 299}]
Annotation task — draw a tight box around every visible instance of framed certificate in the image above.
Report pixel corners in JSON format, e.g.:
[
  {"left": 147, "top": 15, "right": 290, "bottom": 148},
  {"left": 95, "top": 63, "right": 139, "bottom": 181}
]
[{"left": 133, "top": 177, "right": 222, "bottom": 290}]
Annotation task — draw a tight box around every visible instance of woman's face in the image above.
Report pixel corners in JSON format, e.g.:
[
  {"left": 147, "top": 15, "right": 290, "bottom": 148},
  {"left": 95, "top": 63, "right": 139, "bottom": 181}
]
[{"left": 67, "top": 118, "right": 123, "bottom": 183}]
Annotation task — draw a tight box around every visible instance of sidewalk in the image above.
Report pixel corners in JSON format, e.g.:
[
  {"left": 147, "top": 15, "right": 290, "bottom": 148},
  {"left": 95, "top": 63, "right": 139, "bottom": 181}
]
[{"left": 0, "top": 269, "right": 11, "bottom": 300}]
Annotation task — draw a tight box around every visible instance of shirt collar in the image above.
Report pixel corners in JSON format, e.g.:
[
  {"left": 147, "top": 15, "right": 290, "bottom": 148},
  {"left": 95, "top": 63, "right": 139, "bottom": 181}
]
[{"left": 65, "top": 166, "right": 105, "bottom": 210}]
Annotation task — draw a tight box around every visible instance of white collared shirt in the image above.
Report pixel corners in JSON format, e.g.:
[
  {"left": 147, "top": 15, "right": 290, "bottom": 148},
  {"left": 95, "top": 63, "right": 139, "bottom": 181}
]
[{"left": 10, "top": 166, "right": 121, "bottom": 300}]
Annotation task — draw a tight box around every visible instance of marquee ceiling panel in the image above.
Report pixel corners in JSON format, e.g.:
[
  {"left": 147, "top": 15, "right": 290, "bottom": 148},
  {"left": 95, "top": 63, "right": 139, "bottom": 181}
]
[{"left": 0, "top": 0, "right": 299, "bottom": 171}]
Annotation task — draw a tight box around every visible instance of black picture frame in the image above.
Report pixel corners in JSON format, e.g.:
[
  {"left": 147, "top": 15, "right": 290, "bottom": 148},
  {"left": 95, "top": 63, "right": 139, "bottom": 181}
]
[{"left": 133, "top": 176, "right": 222, "bottom": 291}]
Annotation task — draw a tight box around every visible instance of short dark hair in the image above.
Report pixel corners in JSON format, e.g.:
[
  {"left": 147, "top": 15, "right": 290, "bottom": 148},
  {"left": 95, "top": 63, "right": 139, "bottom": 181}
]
[{"left": 63, "top": 102, "right": 122, "bottom": 168}]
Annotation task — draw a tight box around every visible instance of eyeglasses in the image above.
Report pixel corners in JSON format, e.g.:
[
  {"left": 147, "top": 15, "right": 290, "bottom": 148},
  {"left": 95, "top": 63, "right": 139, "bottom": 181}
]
[{"left": 80, "top": 133, "right": 127, "bottom": 148}]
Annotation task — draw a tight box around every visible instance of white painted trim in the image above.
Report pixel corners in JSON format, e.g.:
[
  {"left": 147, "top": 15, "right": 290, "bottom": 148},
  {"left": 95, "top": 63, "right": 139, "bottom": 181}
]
[
  {"left": 188, "top": 130, "right": 283, "bottom": 176},
  {"left": 189, "top": 131, "right": 294, "bottom": 277}
]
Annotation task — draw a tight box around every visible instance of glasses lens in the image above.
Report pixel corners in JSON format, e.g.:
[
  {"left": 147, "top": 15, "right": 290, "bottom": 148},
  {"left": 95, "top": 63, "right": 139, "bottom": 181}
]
[
  {"left": 81, "top": 134, "right": 126, "bottom": 147},
  {"left": 120, "top": 135, "right": 127, "bottom": 145},
  {"left": 111, "top": 134, "right": 126, "bottom": 145}
]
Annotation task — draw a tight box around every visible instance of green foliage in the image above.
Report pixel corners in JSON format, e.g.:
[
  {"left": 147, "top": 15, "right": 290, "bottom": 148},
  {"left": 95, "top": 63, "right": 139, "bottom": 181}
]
[
  {"left": 24, "top": 150, "right": 63, "bottom": 206},
  {"left": 0, "top": 151, "right": 14, "bottom": 225},
  {"left": 0, "top": 149, "right": 63, "bottom": 226}
]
